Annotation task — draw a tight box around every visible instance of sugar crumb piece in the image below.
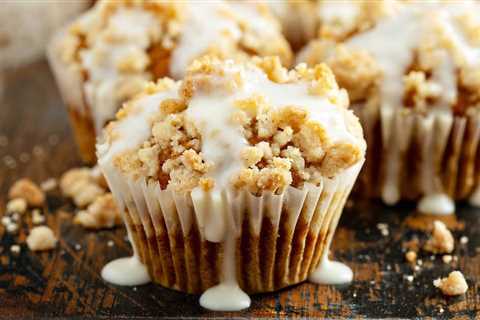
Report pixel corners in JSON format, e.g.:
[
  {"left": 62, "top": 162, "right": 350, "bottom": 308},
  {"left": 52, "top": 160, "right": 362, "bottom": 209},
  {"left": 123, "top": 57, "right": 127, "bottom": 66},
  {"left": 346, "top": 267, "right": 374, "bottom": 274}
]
[
  {"left": 404, "top": 275, "right": 414, "bottom": 282},
  {"left": 424, "top": 220, "right": 454, "bottom": 254},
  {"left": 6, "top": 198, "right": 27, "bottom": 214},
  {"left": 75, "top": 244, "right": 81, "bottom": 251},
  {"left": 73, "top": 193, "right": 122, "bottom": 229},
  {"left": 442, "top": 255, "right": 453, "bottom": 264},
  {"left": 107, "top": 240, "right": 114, "bottom": 247},
  {"left": 460, "top": 236, "right": 469, "bottom": 244},
  {"left": 40, "top": 178, "right": 58, "bottom": 192},
  {"left": 10, "top": 244, "right": 21, "bottom": 254},
  {"left": 26, "top": 226, "right": 57, "bottom": 251},
  {"left": 32, "top": 209, "right": 45, "bottom": 225},
  {"left": 8, "top": 178, "right": 45, "bottom": 207},
  {"left": 434, "top": 271, "right": 468, "bottom": 296},
  {"left": 6, "top": 222, "right": 18, "bottom": 234},
  {"left": 377, "top": 223, "right": 389, "bottom": 237},
  {"left": 405, "top": 250, "right": 417, "bottom": 263},
  {"left": 60, "top": 167, "right": 106, "bottom": 207},
  {"left": 1, "top": 216, "right": 11, "bottom": 226}
]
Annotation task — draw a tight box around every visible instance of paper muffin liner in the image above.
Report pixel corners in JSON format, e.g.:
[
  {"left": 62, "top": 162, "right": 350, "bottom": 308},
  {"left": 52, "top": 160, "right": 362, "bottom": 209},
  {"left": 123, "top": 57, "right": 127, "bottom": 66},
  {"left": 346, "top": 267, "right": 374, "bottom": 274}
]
[
  {"left": 353, "top": 104, "right": 480, "bottom": 204},
  {"left": 47, "top": 29, "right": 97, "bottom": 164},
  {"left": 100, "top": 162, "right": 363, "bottom": 294}
]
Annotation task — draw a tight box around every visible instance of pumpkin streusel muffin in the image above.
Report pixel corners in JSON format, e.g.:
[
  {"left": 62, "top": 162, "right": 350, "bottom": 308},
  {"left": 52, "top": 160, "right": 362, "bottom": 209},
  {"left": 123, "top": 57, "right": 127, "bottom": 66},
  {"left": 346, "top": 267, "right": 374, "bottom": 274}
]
[
  {"left": 48, "top": 0, "right": 292, "bottom": 164},
  {"left": 97, "top": 57, "right": 366, "bottom": 310},
  {"left": 297, "top": 0, "right": 480, "bottom": 214}
]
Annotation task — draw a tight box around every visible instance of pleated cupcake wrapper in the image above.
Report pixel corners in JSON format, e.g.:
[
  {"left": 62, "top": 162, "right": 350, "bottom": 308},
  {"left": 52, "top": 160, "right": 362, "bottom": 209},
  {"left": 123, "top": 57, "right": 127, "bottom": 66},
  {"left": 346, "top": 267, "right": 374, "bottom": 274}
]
[
  {"left": 47, "top": 29, "right": 98, "bottom": 164},
  {"left": 100, "top": 162, "right": 363, "bottom": 294},
  {"left": 353, "top": 104, "right": 480, "bottom": 203}
]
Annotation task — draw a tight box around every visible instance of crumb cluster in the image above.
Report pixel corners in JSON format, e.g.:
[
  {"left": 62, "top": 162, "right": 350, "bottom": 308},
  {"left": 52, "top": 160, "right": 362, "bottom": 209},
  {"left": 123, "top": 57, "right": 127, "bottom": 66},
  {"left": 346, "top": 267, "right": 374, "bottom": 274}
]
[
  {"left": 111, "top": 57, "right": 364, "bottom": 194},
  {"left": 299, "top": 2, "right": 480, "bottom": 115},
  {"left": 424, "top": 220, "right": 454, "bottom": 254},
  {"left": 434, "top": 271, "right": 468, "bottom": 296}
]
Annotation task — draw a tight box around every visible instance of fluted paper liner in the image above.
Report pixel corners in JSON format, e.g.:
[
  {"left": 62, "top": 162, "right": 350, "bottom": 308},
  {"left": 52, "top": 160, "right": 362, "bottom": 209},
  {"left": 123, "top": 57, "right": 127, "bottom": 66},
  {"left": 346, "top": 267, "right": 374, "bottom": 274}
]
[
  {"left": 47, "top": 29, "right": 98, "bottom": 164},
  {"left": 100, "top": 162, "right": 363, "bottom": 294},
  {"left": 353, "top": 104, "right": 480, "bottom": 203}
]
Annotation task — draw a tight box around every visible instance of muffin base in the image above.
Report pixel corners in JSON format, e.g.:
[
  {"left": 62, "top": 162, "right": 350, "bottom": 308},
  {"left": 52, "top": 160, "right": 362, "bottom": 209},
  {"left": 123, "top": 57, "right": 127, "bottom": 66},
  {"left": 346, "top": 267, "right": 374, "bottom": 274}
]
[
  {"left": 353, "top": 105, "right": 480, "bottom": 203},
  {"left": 101, "top": 162, "right": 362, "bottom": 294}
]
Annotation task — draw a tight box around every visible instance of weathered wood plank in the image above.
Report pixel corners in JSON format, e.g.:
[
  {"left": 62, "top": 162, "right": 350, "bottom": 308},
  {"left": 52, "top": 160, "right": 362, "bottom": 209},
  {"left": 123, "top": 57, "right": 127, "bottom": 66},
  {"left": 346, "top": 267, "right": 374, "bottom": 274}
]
[{"left": 0, "top": 60, "right": 479, "bottom": 318}]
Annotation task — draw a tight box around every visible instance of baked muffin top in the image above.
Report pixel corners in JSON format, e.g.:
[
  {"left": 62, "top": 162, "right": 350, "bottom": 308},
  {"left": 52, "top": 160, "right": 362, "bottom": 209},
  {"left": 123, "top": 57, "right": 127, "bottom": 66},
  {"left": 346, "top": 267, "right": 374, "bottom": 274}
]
[
  {"left": 54, "top": 0, "right": 292, "bottom": 132},
  {"left": 97, "top": 57, "right": 365, "bottom": 194},
  {"left": 298, "top": 1, "right": 480, "bottom": 115}
]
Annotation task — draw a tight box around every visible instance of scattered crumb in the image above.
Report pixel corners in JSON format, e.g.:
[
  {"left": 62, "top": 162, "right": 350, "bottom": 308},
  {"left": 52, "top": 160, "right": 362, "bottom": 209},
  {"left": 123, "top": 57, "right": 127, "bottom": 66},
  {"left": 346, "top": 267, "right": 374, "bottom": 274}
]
[
  {"left": 438, "top": 306, "right": 444, "bottom": 314},
  {"left": 424, "top": 220, "right": 454, "bottom": 254},
  {"left": 8, "top": 178, "right": 45, "bottom": 207},
  {"left": 3, "top": 155, "right": 17, "bottom": 169},
  {"left": 60, "top": 167, "right": 106, "bottom": 207},
  {"left": 107, "top": 240, "right": 114, "bottom": 247},
  {"left": 404, "top": 275, "right": 414, "bottom": 282},
  {"left": 352, "top": 292, "right": 357, "bottom": 297},
  {"left": 19, "top": 153, "right": 31, "bottom": 163},
  {"left": 377, "top": 223, "right": 389, "bottom": 236},
  {"left": 40, "top": 178, "right": 57, "bottom": 192},
  {"left": 417, "top": 259, "right": 423, "bottom": 266},
  {"left": 32, "top": 209, "right": 45, "bottom": 225},
  {"left": 405, "top": 250, "right": 417, "bottom": 263},
  {"left": 1, "top": 216, "right": 11, "bottom": 226},
  {"left": 75, "top": 244, "right": 81, "bottom": 251},
  {"left": 74, "top": 193, "right": 122, "bottom": 229},
  {"left": 442, "top": 255, "right": 453, "bottom": 264},
  {"left": 414, "top": 265, "right": 421, "bottom": 271},
  {"left": 6, "top": 198, "right": 27, "bottom": 214},
  {"left": 11, "top": 213, "right": 19, "bottom": 222},
  {"left": 10, "top": 244, "right": 21, "bottom": 254},
  {"left": 6, "top": 222, "right": 18, "bottom": 234},
  {"left": 133, "top": 287, "right": 138, "bottom": 292},
  {"left": 460, "top": 236, "right": 469, "bottom": 244},
  {"left": 434, "top": 271, "right": 468, "bottom": 296},
  {"left": 26, "top": 226, "right": 57, "bottom": 251}
]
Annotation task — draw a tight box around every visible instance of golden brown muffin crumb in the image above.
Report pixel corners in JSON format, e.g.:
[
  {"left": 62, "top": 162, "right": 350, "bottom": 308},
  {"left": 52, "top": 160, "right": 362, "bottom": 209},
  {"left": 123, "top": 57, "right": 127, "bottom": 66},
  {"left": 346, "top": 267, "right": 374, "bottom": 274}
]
[
  {"left": 26, "top": 226, "right": 57, "bottom": 251},
  {"left": 434, "top": 271, "right": 468, "bottom": 296},
  {"left": 74, "top": 193, "right": 122, "bottom": 229},
  {"left": 60, "top": 167, "right": 106, "bottom": 207},
  {"left": 424, "top": 220, "right": 454, "bottom": 254},
  {"left": 6, "top": 198, "right": 27, "bottom": 214},
  {"left": 8, "top": 178, "right": 45, "bottom": 207}
]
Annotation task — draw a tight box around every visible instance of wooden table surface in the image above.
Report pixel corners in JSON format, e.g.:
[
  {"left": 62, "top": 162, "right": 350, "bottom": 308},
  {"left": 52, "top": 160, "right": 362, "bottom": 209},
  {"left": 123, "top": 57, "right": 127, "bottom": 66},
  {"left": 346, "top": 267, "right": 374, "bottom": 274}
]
[{"left": 1, "top": 60, "right": 480, "bottom": 319}]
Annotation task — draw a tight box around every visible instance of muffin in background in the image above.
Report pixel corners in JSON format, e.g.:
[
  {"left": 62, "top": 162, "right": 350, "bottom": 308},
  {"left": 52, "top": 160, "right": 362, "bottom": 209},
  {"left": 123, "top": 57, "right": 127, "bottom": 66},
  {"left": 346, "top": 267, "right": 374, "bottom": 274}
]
[
  {"left": 0, "top": 1, "right": 89, "bottom": 70},
  {"left": 97, "top": 57, "right": 365, "bottom": 310},
  {"left": 297, "top": 0, "right": 480, "bottom": 214},
  {"left": 47, "top": 0, "right": 292, "bottom": 164}
]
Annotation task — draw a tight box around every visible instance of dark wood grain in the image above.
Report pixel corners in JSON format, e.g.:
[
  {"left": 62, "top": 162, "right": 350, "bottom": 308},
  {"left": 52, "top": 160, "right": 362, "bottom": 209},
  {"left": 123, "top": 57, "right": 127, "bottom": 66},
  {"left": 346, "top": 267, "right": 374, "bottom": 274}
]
[{"left": 1, "top": 60, "right": 480, "bottom": 319}]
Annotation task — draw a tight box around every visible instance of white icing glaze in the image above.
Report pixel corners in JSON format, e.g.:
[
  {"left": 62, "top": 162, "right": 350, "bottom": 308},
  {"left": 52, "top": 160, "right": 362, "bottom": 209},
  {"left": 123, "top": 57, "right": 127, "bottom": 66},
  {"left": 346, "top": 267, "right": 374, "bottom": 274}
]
[
  {"left": 101, "top": 256, "right": 151, "bottom": 286},
  {"left": 417, "top": 193, "right": 455, "bottom": 216},
  {"left": 80, "top": 7, "right": 157, "bottom": 133},
  {"left": 309, "top": 253, "right": 353, "bottom": 285}
]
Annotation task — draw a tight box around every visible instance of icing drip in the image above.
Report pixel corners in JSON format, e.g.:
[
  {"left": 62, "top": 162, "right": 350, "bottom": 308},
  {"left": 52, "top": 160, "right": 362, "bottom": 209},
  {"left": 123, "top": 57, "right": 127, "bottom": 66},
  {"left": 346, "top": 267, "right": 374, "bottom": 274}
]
[
  {"left": 101, "top": 256, "right": 151, "bottom": 286},
  {"left": 309, "top": 253, "right": 353, "bottom": 285},
  {"left": 417, "top": 193, "right": 455, "bottom": 216},
  {"left": 199, "top": 214, "right": 250, "bottom": 311}
]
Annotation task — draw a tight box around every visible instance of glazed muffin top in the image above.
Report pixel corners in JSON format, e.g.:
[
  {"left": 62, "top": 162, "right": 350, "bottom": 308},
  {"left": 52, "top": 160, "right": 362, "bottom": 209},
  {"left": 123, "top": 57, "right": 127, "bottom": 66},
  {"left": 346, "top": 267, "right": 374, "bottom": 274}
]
[
  {"left": 97, "top": 57, "right": 366, "bottom": 194},
  {"left": 297, "top": 1, "right": 480, "bottom": 115},
  {"left": 54, "top": 0, "right": 292, "bottom": 132}
]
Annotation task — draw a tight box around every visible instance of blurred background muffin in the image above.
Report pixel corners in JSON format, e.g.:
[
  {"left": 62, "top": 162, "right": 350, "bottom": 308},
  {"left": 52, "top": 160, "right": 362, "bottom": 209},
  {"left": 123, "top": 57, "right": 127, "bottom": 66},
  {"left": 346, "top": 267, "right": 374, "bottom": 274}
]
[{"left": 48, "top": 0, "right": 292, "bottom": 164}]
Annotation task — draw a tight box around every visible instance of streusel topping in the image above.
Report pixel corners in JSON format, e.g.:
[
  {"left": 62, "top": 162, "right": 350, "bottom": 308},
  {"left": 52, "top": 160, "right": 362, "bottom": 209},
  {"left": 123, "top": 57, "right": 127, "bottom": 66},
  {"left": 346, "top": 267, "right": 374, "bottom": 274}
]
[
  {"left": 56, "top": 0, "right": 292, "bottom": 133},
  {"left": 98, "top": 57, "right": 365, "bottom": 194},
  {"left": 298, "top": 1, "right": 480, "bottom": 115}
]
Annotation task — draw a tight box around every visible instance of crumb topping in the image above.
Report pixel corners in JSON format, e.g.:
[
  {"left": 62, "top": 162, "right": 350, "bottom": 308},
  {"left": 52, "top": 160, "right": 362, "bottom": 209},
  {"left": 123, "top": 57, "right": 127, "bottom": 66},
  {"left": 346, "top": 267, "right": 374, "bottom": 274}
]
[
  {"left": 99, "top": 57, "right": 365, "bottom": 194},
  {"left": 60, "top": 167, "right": 107, "bottom": 207},
  {"left": 298, "top": 1, "right": 480, "bottom": 115},
  {"left": 434, "top": 271, "right": 468, "bottom": 296},
  {"left": 55, "top": 0, "right": 292, "bottom": 133}
]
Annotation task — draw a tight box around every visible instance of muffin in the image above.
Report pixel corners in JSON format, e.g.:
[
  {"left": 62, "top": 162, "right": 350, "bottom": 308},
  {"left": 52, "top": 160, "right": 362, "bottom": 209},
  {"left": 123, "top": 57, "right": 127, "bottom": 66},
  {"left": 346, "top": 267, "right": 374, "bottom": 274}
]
[
  {"left": 48, "top": 0, "right": 292, "bottom": 164},
  {"left": 297, "top": 1, "right": 480, "bottom": 214},
  {"left": 97, "top": 57, "right": 366, "bottom": 310}
]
